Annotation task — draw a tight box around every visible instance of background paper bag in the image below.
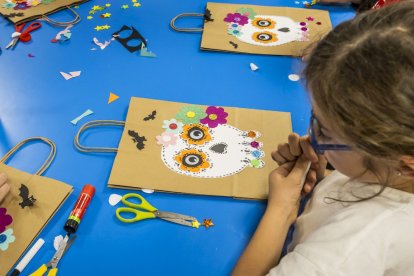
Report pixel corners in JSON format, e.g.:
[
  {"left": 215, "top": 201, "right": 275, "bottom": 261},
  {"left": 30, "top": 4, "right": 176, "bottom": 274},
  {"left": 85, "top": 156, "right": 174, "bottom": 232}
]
[
  {"left": 171, "top": 2, "right": 332, "bottom": 56},
  {"left": 75, "top": 97, "right": 291, "bottom": 200},
  {"left": 0, "top": 137, "right": 73, "bottom": 275}
]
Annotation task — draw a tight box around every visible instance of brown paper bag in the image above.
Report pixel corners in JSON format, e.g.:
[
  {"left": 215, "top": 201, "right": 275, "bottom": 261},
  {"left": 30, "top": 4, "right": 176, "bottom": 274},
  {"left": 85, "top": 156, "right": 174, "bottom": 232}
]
[
  {"left": 0, "top": 0, "right": 89, "bottom": 25},
  {"left": 75, "top": 97, "right": 291, "bottom": 200},
  {"left": 170, "top": 2, "right": 332, "bottom": 56},
  {"left": 0, "top": 137, "right": 73, "bottom": 275}
]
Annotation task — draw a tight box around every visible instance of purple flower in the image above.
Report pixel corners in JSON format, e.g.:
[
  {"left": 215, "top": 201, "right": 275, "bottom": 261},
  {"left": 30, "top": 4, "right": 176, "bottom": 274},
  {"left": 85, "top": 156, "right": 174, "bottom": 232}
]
[
  {"left": 224, "top": 13, "right": 249, "bottom": 26},
  {"left": 14, "top": 2, "right": 29, "bottom": 10},
  {"left": 0, "top": 208, "right": 13, "bottom": 233},
  {"left": 200, "top": 106, "right": 228, "bottom": 128}
]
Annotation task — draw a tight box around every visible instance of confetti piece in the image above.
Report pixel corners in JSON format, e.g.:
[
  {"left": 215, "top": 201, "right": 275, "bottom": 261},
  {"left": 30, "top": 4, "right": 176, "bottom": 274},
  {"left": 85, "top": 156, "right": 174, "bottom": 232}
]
[
  {"left": 53, "top": 235, "right": 63, "bottom": 251},
  {"left": 133, "top": 3, "right": 141, "bottom": 7},
  {"left": 140, "top": 45, "right": 157, "bottom": 58},
  {"left": 202, "top": 219, "right": 214, "bottom": 228},
  {"left": 95, "top": 25, "right": 110, "bottom": 31},
  {"left": 87, "top": 16, "right": 93, "bottom": 20},
  {"left": 52, "top": 25, "right": 73, "bottom": 43},
  {"left": 294, "top": 1, "right": 300, "bottom": 4},
  {"left": 105, "top": 3, "right": 111, "bottom": 7},
  {"left": 191, "top": 220, "right": 200, "bottom": 228},
  {"left": 121, "top": 4, "right": 129, "bottom": 9},
  {"left": 132, "top": 0, "right": 137, "bottom": 2},
  {"left": 28, "top": 53, "right": 35, "bottom": 58},
  {"left": 306, "top": 16, "right": 314, "bottom": 21},
  {"left": 108, "top": 92, "right": 119, "bottom": 104},
  {"left": 108, "top": 194, "right": 122, "bottom": 206},
  {"left": 93, "top": 37, "right": 112, "bottom": 50},
  {"left": 101, "top": 12, "right": 111, "bottom": 18},
  {"left": 71, "top": 109, "right": 93, "bottom": 125},
  {"left": 60, "top": 71, "right": 81, "bottom": 80},
  {"left": 141, "top": 189, "right": 154, "bottom": 194},
  {"left": 250, "top": 63, "right": 259, "bottom": 71},
  {"left": 288, "top": 74, "right": 300, "bottom": 81}
]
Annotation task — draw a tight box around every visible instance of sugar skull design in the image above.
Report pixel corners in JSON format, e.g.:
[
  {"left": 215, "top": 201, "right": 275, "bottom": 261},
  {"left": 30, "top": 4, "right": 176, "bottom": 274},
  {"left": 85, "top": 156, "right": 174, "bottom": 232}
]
[
  {"left": 156, "top": 105, "right": 265, "bottom": 178},
  {"left": 224, "top": 7, "right": 309, "bottom": 46}
]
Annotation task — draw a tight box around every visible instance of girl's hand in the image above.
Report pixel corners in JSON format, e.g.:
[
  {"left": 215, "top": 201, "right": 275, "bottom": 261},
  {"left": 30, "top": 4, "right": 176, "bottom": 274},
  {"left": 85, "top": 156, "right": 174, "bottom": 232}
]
[
  {"left": 0, "top": 173, "right": 10, "bottom": 204},
  {"left": 271, "top": 133, "right": 327, "bottom": 196}
]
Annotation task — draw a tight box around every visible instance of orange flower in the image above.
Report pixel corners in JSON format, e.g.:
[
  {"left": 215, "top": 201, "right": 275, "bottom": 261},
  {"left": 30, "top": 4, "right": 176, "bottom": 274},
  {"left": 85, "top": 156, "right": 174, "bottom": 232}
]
[
  {"left": 180, "top": 124, "right": 212, "bottom": 145},
  {"left": 252, "top": 18, "right": 276, "bottom": 29},
  {"left": 252, "top": 31, "right": 278, "bottom": 44},
  {"left": 174, "top": 149, "right": 210, "bottom": 173}
]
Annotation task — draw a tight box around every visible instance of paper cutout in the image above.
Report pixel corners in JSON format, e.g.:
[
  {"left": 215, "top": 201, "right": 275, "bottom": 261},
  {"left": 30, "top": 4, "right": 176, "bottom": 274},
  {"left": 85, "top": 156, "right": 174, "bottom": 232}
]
[
  {"left": 3, "top": 12, "right": 24, "bottom": 18},
  {"left": 101, "top": 12, "right": 111, "bottom": 18},
  {"left": 18, "top": 184, "right": 36, "bottom": 208},
  {"left": 71, "top": 109, "right": 93, "bottom": 125},
  {"left": 229, "top": 41, "right": 238, "bottom": 48},
  {"left": 108, "top": 194, "right": 122, "bottom": 206},
  {"left": 133, "top": 3, "right": 141, "bottom": 7},
  {"left": 87, "top": 15, "right": 93, "bottom": 20},
  {"left": 141, "top": 189, "right": 154, "bottom": 194},
  {"left": 140, "top": 45, "right": 156, "bottom": 58},
  {"left": 250, "top": 63, "right": 259, "bottom": 71},
  {"left": 288, "top": 74, "right": 300, "bottom": 81},
  {"left": 202, "top": 219, "right": 214, "bottom": 228},
  {"left": 53, "top": 235, "right": 63, "bottom": 251},
  {"left": 60, "top": 71, "right": 81, "bottom": 80},
  {"left": 28, "top": 53, "right": 35, "bottom": 58},
  {"left": 159, "top": 105, "right": 265, "bottom": 178},
  {"left": 121, "top": 4, "right": 129, "bottom": 9},
  {"left": 95, "top": 25, "right": 110, "bottom": 31},
  {"left": 191, "top": 221, "right": 200, "bottom": 228},
  {"left": 113, "top": 25, "right": 147, "bottom": 53},
  {"left": 143, "top": 110, "right": 157, "bottom": 121},
  {"left": 0, "top": 228, "right": 16, "bottom": 251},
  {"left": 52, "top": 25, "right": 72, "bottom": 43},
  {"left": 0, "top": 208, "right": 13, "bottom": 233},
  {"left": 108, "top": 92, "right": 119, "bottom": 104},
  {"left": 128, "top": 130, "right": 146, "bottom": 150}
]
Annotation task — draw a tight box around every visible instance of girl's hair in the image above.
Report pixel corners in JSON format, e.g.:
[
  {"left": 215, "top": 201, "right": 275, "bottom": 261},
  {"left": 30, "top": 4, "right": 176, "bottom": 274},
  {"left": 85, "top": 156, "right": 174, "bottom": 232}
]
[{"left": 304, "top": 1, "right": 414, "bottom": 196}]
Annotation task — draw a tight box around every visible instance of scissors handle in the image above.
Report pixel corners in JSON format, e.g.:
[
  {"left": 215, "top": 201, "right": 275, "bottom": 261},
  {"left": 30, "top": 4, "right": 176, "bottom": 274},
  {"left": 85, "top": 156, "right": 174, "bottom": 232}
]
[
  {"left": 24, "top": 22, "right": 42, "bottom": 33},
  {"left": 29, "top": 264, "right": 47, "bottom": 276},
  {"left": 116, "top": 207, "right": 156, "bottom": 223},
  {"left": 121, "top": 193, "right": 157, "bottom": 212}
]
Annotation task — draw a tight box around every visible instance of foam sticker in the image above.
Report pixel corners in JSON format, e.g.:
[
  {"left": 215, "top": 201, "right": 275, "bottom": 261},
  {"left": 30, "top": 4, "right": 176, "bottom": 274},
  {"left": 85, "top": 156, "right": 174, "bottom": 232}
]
[
  {"left": 53, "top": 235, "right": 63, "bottom": 251},
  {"left": 288, "top": 74, "right": 300, "bottom": 81},
  {"left": 108, "top": 194, "right": 122, "bottom": 206},
  {"left": 112, "top": 25, "right": 147, "bottom": 53},
  {"left": 71, "top": 109, "right": 93, "bottom": 125},
  {"left": 18, "top": 184, "right": 36, "bottom": 208}
]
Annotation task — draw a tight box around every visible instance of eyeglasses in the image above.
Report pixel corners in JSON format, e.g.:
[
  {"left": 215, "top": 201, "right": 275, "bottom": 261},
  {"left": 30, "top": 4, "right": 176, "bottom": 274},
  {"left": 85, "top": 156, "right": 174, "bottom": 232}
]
[{"left": 308, "top": 111, "right": 352, "bottom": 155}]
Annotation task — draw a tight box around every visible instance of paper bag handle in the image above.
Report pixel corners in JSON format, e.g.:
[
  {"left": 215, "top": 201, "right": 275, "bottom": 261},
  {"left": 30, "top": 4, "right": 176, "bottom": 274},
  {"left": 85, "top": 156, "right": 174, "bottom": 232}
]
[
  {"left": 74, "top": 120, "right": 125, "bottom": 153},
  {"left": 170, "top": 13, "right": 204, "bottom": 32},
  {"left": 0, "top": 137, "right": 56, "bottom": 175},
  {"left": 41, "top": 6, "right": 81, "bottom": 27}
]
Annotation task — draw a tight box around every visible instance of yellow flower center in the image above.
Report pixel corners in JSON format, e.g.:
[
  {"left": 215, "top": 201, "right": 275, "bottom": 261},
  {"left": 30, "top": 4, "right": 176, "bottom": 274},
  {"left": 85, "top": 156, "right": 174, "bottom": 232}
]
[
  {"left": 186, "top": 111, "right": 195, "bottom": 118},
  {"left": 208, "top": 114, "right": 218, "bottom": 120}
]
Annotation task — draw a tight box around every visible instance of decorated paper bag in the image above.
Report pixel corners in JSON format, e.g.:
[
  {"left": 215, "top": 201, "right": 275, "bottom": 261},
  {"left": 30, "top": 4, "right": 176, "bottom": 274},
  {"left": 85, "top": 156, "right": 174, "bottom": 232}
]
[
  {"left": 75, "top": 97, "right": 291, "bottom": 200},
  {"left": 0, "top": 0, "right": 89, "bottom": 25},
  {"left": 0, "top": 137, "right": 73, "bottom": 275},
  {"left": 170, "top": 2, "right": 332, "bottom": 56}
]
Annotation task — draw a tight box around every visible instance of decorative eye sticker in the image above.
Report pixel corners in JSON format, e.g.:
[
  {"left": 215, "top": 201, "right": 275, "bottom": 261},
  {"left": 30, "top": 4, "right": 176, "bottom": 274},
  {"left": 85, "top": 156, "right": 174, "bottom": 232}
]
[
  {"left": 252, "top": 18, "right": 275, "bottom": 29},
  {"left": 174, "top": 149, "right": 211, "bottom": 173},
  {"left": 180, "top": 124, "right": 212, "bottom": 145},
  {"left": 252, "top": 31, "right": 278, "bottom": 44}
]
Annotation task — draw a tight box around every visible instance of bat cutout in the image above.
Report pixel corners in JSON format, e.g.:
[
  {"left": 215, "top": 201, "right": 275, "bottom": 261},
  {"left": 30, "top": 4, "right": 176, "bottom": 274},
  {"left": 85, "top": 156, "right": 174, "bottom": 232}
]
[
  {"left": 143, "top": 110, "right": 157, "bottom": 121},
  {"left": 204, "top": 8, "right": 214, "bottom": 22},
  {"left": 4, "top": 12, "right": 24, "bottom": 18},
  {"left": 128, "top": 130, "right": 147, "bottom": 150},
  {"left": 229, "top": 41, "right": 238, "bottom": 49},
  {"left": 19, "top": 184, "right": 36, "bottom": 208}
]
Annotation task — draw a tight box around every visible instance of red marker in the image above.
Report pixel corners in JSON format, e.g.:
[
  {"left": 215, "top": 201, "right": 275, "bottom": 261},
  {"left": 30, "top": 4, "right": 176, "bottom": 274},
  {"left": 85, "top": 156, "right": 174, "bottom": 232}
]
[{"left": 64, "top": 184, "right": 95, "bottom": 234}]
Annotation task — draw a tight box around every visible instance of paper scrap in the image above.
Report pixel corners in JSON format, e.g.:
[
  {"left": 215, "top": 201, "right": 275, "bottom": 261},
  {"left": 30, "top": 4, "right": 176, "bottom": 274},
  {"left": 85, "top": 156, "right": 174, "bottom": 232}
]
[
  {"left": 93, "top": 37, "right": 115, "bottom": 50},
  {"left": 95, "top": 25, "right": 110, "bottom": 31},
  {"left": 60, "top": 71, "right": 81, "bottom": 80},
  {"left": 71, "top": 109, "right": 93, "bottom": 125},
  {"left": 250, "top": 63, "right": 259, "bottom": 71},
  {"left": 108, "top": 92, "right": 119, "bottom": 104},
  {"left": 53, "top": 235, "right": 63, "bottom": 251},
  {"left": 141, "top": 189, "right": 154, "bottom": 194},
  {"left": 202, "top": 219, "right": 214, "bottom": 228},
  {"left": 288, "top": 74, "right": 300, "bottom": 81},
  {"left": 108, "top": 194, "right": 122, "bottom": 206},
  {"left": 52, "top": 25, "right": 73, "bottom": 43},
  {"left": 140, "top": 45, "right": 157, "bottom": 58},
  {"left": 28, "top": 53, "right": 35, "bottom": 58}
]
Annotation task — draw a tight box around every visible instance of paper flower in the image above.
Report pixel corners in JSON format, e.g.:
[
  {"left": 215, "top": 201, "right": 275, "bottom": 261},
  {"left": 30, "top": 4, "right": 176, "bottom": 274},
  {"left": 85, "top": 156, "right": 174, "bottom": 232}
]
[
  {"left": 252, "top": 31, "right": 278, "bottom": 44},
  {"left": 250, "top": 159, "right": 264, "bottom": 168},
  {"left": 0, "top": 228, "right": 16, "bottom": 251},
  {"left": 175, "top": 106, "right": 207, "bottom": 124},
  {"left": 200, "top": 106, "right": 228, "bottom": 128},
  {"left": 2, "top": 2, "right": 16, "bottom": 8},
  {"left": 180, "top": 124, "right": 212, "bottom": 145},
  {"left": 252, "top": 17, "right": 276, "bottom": 29},
  {"left": 236, "top": 7, "right": 256, "bottom": 19},
  {"left": 0, "top": 208, "right": 12, "bottom": 233},
  {"left": 224, "top": 13, "right": 249, "bottom": 26},
  {"left": 162, "top": 119, "right": 183, "bottom": 134},
  {"left": 227, "top": 25, "right": 243, "bottom": 37},
  {"left": 156, "top": 132, "right": 178, "bottom": 147},
  {"left": 175, "top": 149, "right": 210, "bottom": 173},
  {"left": 14, "top": 2, "right": 29, "bottom": 10}
]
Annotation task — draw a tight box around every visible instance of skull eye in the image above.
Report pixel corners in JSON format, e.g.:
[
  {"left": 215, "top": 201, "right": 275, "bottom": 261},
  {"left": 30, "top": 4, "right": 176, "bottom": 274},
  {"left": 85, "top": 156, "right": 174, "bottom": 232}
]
[
  {"left": 257, "top": 20, "right": 271, "bottom": 27},
  {"left": 183, "top": 154, "right": 202, "bottom": 167},
  {"left": 257, "top": 33, "right": 272, "bottom": 41},
  {"left": 181, "top": 124, "right": 212, "bottom": 145},
  {"left": 188, "top": 127, "right": 205, "bottom": 141},
  {"left": 174, "top": 149, "right": 211, "bottom": 173},
  {"left": 252, "top": 17, "right": 276, "bottom": 29},
  {"left": 252, "top": 31, "right": 278, "bottom": 44}
]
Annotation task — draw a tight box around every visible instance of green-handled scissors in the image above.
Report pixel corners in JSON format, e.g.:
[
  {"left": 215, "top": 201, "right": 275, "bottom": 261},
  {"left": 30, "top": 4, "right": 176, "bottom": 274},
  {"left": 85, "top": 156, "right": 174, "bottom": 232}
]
[{"left": 115, "top": 193, "right": 200, "bottom": 228}]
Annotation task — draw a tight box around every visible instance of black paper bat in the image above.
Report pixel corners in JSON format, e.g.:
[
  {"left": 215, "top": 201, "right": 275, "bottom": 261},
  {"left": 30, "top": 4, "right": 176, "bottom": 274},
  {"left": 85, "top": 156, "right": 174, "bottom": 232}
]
[
  {"left": 128, "top": 130, "right": 147, "bottom": 150},
  {"left": 19, "top": 184, "right": 36, "bottom": 208},
  {"left": 204, "top": 8, "right": 214, "bottom": 22},
  {"left": 4, "top": 12, "right": 24, "bottom": 18},
  {"left": 229, "top": 41, "right": 238, "bottom": 49},
  {"left": 143, "top": 110, "right": 157, "bottom": 121}
]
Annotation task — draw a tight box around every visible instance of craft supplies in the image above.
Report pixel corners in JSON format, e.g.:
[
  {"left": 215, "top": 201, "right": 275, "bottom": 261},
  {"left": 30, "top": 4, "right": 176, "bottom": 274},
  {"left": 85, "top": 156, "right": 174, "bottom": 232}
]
[
  {"left": 6, "top": 22, "right": 41, "bottom": 50},
  {"left": 64, "top": 184, "right": 95, "bottom": 234},
  {"left": 10, "top": 238, "right": 45, "bottom": 276}
]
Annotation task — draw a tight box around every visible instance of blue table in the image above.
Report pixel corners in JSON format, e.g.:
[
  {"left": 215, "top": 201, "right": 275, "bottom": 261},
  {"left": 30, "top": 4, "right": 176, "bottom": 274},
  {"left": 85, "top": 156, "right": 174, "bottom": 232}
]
[{"left": 0, "top": 0, "right": 354, "bottom": 275}]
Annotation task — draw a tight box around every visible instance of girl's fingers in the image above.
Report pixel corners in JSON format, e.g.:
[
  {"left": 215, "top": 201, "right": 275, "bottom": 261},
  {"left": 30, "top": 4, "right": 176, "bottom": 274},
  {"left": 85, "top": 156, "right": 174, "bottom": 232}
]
[
  {"left": 0, "top": 182, "right": 10, "bottom": 203},
  {"left": 271, "top": 150, "right": 288, "bottom": 165},
  {"left": 277, "top": 143, "right": 296, "bottom": 162},
  {"left": 0, "top": 172, "right": 7, "bottom": 187},
  {"left": 300, "top": 137, "right": 319, "bottom": 162},
  {"left": 288, "top": 133, "right": 302, "bottom": 156}
]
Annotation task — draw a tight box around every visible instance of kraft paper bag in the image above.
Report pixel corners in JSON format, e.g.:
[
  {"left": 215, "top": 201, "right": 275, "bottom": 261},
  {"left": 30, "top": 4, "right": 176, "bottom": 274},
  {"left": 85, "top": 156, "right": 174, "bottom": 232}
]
[
  {"left": 0, "top": 0, "right": 89, "bottom": 25},
  {"left": 75, "top": 97, "right": 291, "bottom": 200},
  {"left": 171, "top": 2, "right": 332, "bottom": 56},
  {"left": 0, "top": 137, "right": 73, "bottom": 276}
]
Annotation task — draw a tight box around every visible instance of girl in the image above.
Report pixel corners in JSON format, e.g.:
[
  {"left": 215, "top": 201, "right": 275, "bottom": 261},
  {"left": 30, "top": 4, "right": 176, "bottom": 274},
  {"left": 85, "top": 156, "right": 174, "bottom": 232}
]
[{"left": 233, "top": 1, "right": 414, "bottom": 275}]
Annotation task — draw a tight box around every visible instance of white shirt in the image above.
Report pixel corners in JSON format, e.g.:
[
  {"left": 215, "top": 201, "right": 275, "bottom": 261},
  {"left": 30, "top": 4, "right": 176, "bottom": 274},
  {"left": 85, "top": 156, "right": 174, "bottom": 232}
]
[{"left": 268, "top": 171, "right": 414, "bottom": 276}]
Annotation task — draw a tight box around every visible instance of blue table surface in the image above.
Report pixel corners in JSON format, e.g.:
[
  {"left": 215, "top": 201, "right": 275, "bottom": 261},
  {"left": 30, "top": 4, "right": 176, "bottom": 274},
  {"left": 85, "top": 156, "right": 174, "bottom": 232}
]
[{"left": 0, "top": 0, "right": 354, "bottom": 275}]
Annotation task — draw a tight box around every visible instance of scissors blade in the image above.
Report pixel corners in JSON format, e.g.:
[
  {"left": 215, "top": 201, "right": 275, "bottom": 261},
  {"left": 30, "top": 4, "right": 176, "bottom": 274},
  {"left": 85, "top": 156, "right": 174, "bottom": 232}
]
[
  {"left": 47, "top": 235, "right": 76, "bottom": 268},
  {"left": 5, "top": 38, "right": 17, "bottom": 49},
  {"left": 156, "top": 211, "right": 197, "bottom": 221},
  {"left": 160, "top": 217, "right": 195, "bottom": 227}
]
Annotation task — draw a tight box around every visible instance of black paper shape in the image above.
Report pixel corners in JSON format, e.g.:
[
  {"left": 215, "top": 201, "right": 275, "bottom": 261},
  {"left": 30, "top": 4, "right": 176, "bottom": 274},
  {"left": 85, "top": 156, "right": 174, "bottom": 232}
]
[
  {"left": 113, "top": 25, "right": 147, "bottom": 53},
  {"left": 204, "top": 8, "right": 214, "bottom": 22},
  {"left": 128, "top": 130, "right": 147, "bottom": 150},
  {"left": 229, "top": 41, "right": 238, "bottom": 49},
  {"left": 4, "top": 12, "right": 24, "bottom": 18},
  {"left": 19, "top": 184, "right": 36, "bottom": 208},
  {"left": 143, "top": 110, "right": 157, "bottom": 121}
]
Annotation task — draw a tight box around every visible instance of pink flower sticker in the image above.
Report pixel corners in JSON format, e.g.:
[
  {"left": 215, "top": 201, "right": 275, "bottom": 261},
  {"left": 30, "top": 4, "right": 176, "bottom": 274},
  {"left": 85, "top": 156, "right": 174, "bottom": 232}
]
[{"left": 156, "top": 132, "right": 178, "bottom": 147}]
